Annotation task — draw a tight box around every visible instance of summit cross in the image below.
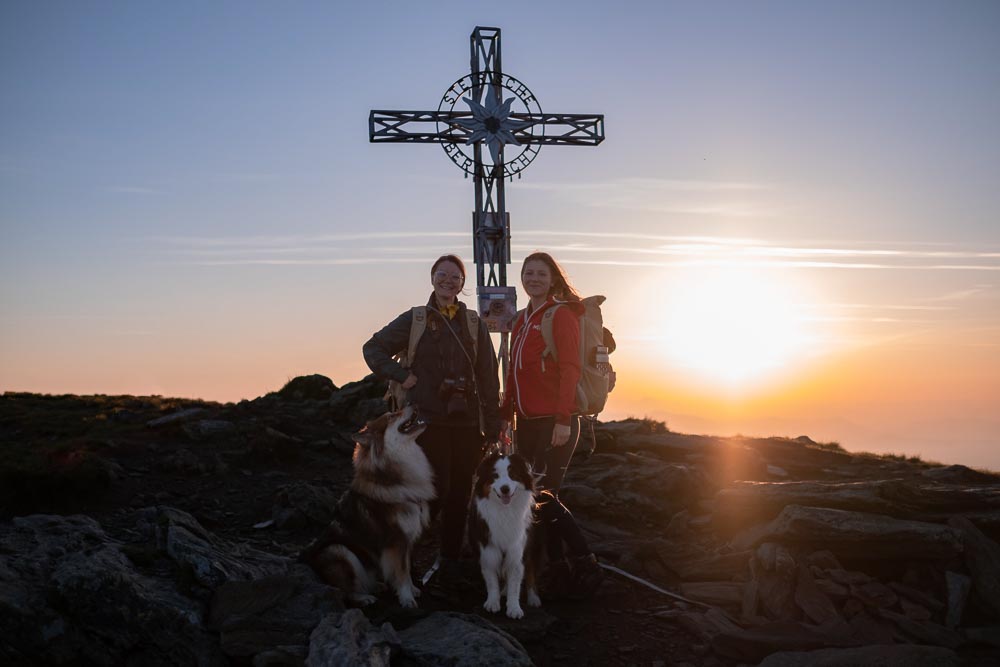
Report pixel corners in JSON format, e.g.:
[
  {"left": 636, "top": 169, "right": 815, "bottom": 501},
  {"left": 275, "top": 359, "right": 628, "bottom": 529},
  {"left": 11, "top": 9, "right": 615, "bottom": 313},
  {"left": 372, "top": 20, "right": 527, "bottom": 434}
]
[{"left": 368, "top": 26, "right": 604, "bottom": 372}]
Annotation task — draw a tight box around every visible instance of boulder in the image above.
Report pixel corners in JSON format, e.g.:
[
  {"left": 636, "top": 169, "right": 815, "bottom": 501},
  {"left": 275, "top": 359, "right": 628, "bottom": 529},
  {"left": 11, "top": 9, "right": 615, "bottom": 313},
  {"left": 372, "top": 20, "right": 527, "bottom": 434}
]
[
  {"left": 183, "top": 419, "right": 238, "bottom": 441},
  {"left": 732, "top": 505, "right": 963, "bottom": 560},
  {"left": 328, "top": 376, "right": 389, "bottom": 426},
  {"left": 142, "top": 506, "right": 289, "bottom": 589},
  {"left": 0, "top": 514, "right": 223, "bottom": 665},
  {"left": 949, "top": 515, "right": 1000, "bottom": 620},
  {"left": 876, "top": 608, "right": 965, "bottom": 648},
  {"left": 306, "top": 609, "right": 398, "bottom": 667},
  {"left": 278, "top": 375, "right": 338, "bottom": 401},
  {"left": 567, "top": 454, "right": 706, "bottom": 522},
  {"left": 889, "top": 581, "right": 945, "bottom": 612},
  {"left": 271, "top": 482, "right": 341, "bottom": 530},
  {"left": 921, "top": 465, "right": 1000, "bottom": 485},
  {"left": 210, "top": 570, "right": 343, "bottom": 661},
  {"left": 737, "top": 436, "right": 854, "bottom": 472},
  {"left": 716, "top": 480, "right": 901, "bottom": 529},
  {"left": 246, "top": 426, "right": 307, "bottom": 463},
  {"left": 945, "top": 571, "right": 971, "bottom": 629},
  {"left": 716, "top": 478, "right": 1000, "bottom": 533},
  {"left": 679, "top": 613, "right": 858, "bottom": 662},
  {"left": 758, "top": 644, "right": 961, "bottom": 667},
  {"left": 749, "top": 543, "right": 798, "bottom": 620},
  {"left": 794, "top": 564, "right": 842, "bottom": 626},
  {"left": 396, "top": 612, "right": 531, "bottom": 666},
  {"left": 965, "top": 625, "right": 1000, "bottom": 648},
  {"left": 351, "top": 397, "right": 391, "bottom": 425},
  {"left": 147, "top": 407, "right": 205, "bottom": 427},
  {"left": 679, "top": 581, "right": 744, "bottom": 606},
  {"left": 559, "top": 484, "right": 608, "bottom": 510}
]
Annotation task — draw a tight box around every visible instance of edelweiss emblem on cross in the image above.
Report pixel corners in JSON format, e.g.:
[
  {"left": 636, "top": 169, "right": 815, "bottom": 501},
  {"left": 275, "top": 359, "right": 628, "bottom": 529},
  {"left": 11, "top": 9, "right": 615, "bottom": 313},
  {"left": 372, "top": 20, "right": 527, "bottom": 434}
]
[{"left": 452, "top": 88, "right": 533, "bottom": 166}]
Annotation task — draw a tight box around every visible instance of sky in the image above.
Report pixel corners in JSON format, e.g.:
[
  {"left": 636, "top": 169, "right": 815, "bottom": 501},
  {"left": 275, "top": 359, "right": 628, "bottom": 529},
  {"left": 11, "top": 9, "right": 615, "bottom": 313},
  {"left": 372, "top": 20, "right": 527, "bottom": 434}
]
[{"left": 2, "top": 2, "right": 999, "bottom": 469}]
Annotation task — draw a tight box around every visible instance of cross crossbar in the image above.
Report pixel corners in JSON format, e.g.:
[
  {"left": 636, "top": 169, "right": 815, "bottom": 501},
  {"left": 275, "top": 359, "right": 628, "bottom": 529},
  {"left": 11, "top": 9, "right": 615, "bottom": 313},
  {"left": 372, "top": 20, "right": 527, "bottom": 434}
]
[{"left": 369, "top": 110, "right": 605, "bottom": 146}]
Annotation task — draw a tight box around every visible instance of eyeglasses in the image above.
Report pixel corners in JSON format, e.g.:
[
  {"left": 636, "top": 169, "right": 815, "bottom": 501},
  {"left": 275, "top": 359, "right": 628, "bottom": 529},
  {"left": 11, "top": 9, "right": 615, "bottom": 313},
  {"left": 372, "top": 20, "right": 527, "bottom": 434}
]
[{"left": 433, "top": 271, "right": 463, "bottom": 283}]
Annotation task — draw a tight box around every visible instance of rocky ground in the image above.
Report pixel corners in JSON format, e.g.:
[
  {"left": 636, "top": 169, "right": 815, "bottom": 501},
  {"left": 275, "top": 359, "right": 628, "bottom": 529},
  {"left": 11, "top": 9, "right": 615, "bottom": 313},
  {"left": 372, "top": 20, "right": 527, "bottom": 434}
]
[{"left": 2, "top": 374, "right": 999, "bottom": 666}]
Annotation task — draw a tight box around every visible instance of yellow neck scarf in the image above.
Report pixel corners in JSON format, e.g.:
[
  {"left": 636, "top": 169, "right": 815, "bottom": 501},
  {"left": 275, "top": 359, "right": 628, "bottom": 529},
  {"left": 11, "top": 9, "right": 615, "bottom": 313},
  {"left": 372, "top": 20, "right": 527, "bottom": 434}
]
[{"left": 440, "top": 303, "right": 459, "bottom": 319}]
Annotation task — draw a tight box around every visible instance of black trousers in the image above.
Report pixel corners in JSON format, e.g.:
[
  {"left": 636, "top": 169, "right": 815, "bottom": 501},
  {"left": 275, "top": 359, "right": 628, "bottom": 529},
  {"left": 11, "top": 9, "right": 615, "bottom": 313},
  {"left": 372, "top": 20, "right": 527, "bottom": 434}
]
[
  {"left": 515, "top": 415, "right": 580, "bottom": 491},
  {"left": 515, "top": 415, "right": 589, "bottom": 559},
  {"left": 417, "top": 423, "right": 483, "bottom": 559}
]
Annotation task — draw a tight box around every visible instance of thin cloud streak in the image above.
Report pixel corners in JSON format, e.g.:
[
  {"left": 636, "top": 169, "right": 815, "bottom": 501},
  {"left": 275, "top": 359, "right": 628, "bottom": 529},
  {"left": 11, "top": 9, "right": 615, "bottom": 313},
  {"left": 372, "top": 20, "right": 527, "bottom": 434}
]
[
  {"left": 518, "top": 177, "right": 771, "bottom": 193},
  {"left": 558, "top": 258, "right": 1000, "bottom": 271},
  {"left": 173, "top": 245, "right": 449, "bottom": 257},
  {"left": 516, "top": 177, "right": 777, "bottom": 216},
  {"left": 920, "top": 285, "right": 994, "bottom": 302},
  {"left": 157, "top": 231, "right": 466, "bottom": 248},
  {"left": 814, "top": 303, "right": 955, "bottom": 312},
  {"left": 107, "top": 186, "right": 161, "bottom": 195},
  {"left": 171, "top": 258, "right": 429, "bottom": 266},
  {"left": 159, "top": 230, "right": 999, "bottom": 272}
]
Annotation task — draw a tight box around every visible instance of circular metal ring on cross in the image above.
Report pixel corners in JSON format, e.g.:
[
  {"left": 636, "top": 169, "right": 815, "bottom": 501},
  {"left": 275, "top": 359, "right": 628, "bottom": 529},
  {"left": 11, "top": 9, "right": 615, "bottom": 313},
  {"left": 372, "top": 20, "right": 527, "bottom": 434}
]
[{"left": 436, "top": 71, "right": 543, "bottom": 178}]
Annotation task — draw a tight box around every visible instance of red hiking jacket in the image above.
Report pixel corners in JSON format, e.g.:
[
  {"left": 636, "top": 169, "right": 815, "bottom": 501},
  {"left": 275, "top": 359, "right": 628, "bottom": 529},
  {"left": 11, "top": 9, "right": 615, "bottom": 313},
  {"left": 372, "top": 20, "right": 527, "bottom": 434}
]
[{"left": 501, "top": 299, "right": 584, "bottom": 426}]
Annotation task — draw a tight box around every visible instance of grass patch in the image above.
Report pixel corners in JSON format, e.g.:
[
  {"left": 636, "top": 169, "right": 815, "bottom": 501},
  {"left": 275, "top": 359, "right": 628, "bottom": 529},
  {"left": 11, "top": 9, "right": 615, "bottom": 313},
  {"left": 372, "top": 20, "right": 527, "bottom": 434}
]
[
  {"left": 622, "top": 416, "right": 670, "bottom": 434},
  {"left": 854, "top": 450, "right": 941, "bottom": 467}
]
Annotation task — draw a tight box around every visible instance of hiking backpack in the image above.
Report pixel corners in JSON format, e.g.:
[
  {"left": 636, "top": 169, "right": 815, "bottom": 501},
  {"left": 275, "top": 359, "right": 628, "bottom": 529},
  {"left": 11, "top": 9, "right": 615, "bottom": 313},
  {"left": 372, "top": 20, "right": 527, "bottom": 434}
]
[
  {"left": 385, "top": 305, "right": 480, "bottom": 410},
  {"left": 525, "top": 295, "right": 615, "bottom": 416}
]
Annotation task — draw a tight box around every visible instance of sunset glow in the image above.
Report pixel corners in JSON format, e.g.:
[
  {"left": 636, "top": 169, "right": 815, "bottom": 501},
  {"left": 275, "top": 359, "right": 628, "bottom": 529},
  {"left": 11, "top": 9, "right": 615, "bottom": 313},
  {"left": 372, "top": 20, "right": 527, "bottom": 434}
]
[{"left": 658, "top": 268, "right": 815, "bottom": 387}]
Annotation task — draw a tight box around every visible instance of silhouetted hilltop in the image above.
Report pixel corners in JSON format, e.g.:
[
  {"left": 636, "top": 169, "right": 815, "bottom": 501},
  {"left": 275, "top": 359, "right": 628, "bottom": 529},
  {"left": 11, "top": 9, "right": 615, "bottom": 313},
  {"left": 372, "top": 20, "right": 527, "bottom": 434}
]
[{"left": 2, "top": 375, "right": 999, "bottom": 666}]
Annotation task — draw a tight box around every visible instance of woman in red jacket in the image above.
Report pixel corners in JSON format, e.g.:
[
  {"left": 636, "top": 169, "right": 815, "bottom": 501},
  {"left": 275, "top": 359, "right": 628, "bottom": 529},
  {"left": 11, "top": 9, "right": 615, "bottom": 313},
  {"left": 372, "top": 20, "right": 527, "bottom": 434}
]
[{"left": 501, "top": 251, "right": 604, "bottom": 598}]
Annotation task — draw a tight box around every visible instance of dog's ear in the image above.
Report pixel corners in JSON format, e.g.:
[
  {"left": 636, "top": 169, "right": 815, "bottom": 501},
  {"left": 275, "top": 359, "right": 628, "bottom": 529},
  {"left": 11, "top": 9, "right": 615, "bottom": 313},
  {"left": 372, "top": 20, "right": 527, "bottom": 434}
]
[
  {"left": 353, "top": 411, "right": 393, "bottom": 448},
  {"left": 352, "top": 429, "right": 376, "bottom": 448},
  {"left": 367, "top": 412, "right": 392, "bottom": 433}
]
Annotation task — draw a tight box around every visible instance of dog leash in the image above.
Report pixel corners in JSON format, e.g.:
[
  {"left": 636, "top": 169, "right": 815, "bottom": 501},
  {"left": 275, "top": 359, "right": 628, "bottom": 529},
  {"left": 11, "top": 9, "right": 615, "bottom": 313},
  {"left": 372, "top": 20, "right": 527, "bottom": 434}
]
[
  {"left": 598, "top": 563, "right": 712, "bottom": 610},
  {"left": 421, "top": 556, "right": 441, "bottom": 586}
]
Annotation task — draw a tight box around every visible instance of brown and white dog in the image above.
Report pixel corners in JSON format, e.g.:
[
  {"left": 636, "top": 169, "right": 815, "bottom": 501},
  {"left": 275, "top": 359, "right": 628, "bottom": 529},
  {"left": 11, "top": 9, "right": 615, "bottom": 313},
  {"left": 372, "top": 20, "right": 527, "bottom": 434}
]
[
  {"left": 299, "top": 406, "right": 433, "bottom": 608},
  {"left": 467, "top": 451, "right": 539, "bottom": 618}
]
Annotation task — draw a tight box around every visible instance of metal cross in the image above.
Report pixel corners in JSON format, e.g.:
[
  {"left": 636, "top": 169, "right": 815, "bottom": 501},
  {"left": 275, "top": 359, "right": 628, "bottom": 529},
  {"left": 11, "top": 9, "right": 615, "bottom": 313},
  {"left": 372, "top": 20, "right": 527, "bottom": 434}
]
[{"left": 369, "top": 26, "right": 604, "bottom": 376}]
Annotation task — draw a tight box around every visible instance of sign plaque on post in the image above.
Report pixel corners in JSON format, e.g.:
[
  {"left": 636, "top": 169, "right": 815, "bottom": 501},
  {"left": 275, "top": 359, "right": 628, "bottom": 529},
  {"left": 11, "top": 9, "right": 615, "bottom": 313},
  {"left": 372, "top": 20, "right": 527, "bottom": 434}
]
[{"left": 479, "top": 286, "right": 518, "bottom": 333}]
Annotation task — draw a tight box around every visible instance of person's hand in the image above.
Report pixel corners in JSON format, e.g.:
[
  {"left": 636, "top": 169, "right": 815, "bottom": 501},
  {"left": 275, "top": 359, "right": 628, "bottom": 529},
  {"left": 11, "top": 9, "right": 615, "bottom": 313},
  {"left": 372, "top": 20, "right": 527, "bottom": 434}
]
[
  {"left": 401, "top": 373, "right": 418, "bottom": 389},
  {"left": 551, "top": 423, "right": 571, "bottom": 447},
  {"left": 498, "top": 423, "right": 513, "bottom": 455}
]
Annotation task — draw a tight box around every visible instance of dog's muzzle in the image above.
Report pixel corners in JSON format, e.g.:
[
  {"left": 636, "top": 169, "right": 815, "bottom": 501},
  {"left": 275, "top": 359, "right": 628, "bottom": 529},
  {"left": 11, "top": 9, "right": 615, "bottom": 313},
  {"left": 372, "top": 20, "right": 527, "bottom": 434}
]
[
  {"left": 398, "top": 409, "right": 426, "bottom": 435},
  {"left": 494, "top": 485, "right": 513, "bottom": 506}
]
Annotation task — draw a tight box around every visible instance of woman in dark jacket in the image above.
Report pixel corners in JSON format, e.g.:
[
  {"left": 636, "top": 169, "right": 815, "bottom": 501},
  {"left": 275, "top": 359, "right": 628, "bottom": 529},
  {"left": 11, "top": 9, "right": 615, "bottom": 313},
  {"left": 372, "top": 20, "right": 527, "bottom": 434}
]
[
  {"left": 363, "top": 255, "right": 500, "bottom": 574},
  {"left": 501, "top": 251, "right": 604, "bottom": 598}
]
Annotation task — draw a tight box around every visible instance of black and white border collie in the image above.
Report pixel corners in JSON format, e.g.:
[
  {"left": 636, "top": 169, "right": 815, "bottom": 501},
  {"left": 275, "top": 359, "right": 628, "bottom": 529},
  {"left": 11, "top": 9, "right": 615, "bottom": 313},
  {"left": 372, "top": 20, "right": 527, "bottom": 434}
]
[{"left": 467, "top": 452, "right": 539, "bottom": 618}]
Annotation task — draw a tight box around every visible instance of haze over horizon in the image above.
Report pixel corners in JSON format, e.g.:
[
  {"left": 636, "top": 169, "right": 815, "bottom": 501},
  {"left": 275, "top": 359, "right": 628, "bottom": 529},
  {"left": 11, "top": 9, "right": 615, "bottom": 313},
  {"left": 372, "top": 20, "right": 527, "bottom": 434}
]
[{"left": 2, "top": 3, "right": 998, "bottom": 469}]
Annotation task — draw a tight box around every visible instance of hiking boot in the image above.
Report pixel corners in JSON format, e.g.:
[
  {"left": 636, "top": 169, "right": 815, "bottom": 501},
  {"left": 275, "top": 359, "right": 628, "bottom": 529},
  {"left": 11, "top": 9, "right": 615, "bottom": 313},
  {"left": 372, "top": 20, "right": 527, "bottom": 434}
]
[
  {"left": 568, "top": 553, "right": 605, "bottom": 599},
  {"left": 542, "top": 558, "right": 573, "bottom": 600}
]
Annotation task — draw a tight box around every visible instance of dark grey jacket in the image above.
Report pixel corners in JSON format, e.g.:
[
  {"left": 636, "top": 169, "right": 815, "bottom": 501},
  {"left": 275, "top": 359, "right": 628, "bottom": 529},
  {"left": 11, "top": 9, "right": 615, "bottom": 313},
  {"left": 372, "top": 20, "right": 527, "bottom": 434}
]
[{"left": 362, "top": 294, "right": 501, "bottom": 439}]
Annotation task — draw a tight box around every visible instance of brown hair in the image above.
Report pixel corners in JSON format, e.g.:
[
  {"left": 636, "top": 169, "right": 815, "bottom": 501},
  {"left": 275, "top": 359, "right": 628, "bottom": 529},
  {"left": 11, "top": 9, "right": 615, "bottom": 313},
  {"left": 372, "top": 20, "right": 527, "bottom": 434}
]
[
  {"left": 431, "top": 254, "right": 466, "bottom": 283},
  {"left": 521, "top": 251, "right": 580, "bottom": 302}
]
